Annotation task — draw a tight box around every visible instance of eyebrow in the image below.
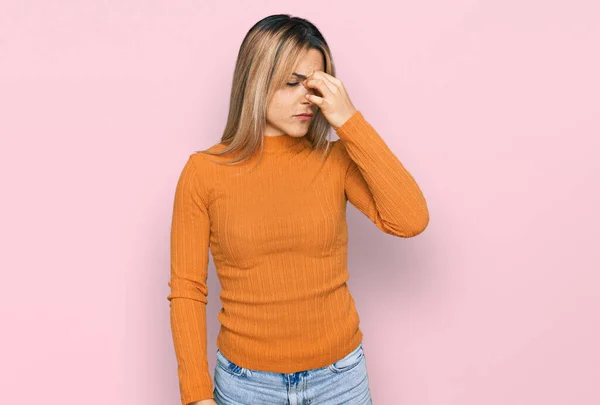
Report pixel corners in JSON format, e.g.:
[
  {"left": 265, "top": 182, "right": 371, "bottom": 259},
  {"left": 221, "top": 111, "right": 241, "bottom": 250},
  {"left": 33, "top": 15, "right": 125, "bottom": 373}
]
[{"left": 291, "top": 72, "right": 308, "bottom": 80}]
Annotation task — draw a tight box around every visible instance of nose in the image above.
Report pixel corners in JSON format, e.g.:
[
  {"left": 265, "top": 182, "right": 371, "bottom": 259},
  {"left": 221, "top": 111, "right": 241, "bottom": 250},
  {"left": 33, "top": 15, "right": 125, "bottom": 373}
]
[
  {"left": 302, "top": 79, "right": 321, "bottom": 100},
  {"left": 301, "top": 79, "right": 314, "bottom": 92},
  {"left": 301, "top": 80, "right": 319, "bottom": 100}
]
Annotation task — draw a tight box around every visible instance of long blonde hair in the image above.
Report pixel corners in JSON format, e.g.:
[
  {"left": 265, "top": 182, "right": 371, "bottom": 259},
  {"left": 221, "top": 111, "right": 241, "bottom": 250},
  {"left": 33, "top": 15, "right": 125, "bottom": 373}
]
[{"left": 197, "top": 14, "right": 337, "bottom": 167}]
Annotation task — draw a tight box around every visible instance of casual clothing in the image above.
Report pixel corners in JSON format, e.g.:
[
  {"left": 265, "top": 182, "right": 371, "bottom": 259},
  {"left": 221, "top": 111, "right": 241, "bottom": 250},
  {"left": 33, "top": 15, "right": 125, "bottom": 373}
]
[
  {"left": 168, "top": 110, "right": 429, "bottom": 404},
  {"left": 213, "top": 341, "right": 372, "bottom": 404}
]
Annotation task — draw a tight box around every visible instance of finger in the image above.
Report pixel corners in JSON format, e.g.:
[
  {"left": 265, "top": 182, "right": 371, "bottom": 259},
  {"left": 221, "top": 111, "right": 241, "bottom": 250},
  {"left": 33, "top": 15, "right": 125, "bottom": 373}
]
[
  {"left": 307, "top": 71, "right": 343, "bottom": 97},
  {"left": 313, "top": 71, "right": 342, "bottom": 88},
  {"left": 303, "top": 78, "right": 335, "bottom": 99},
  {"left": 305, "top": 93, "right": 324, "bottom": 106},
  {"left": 309, "top": 72, "right": 338, "bottom": 93}
]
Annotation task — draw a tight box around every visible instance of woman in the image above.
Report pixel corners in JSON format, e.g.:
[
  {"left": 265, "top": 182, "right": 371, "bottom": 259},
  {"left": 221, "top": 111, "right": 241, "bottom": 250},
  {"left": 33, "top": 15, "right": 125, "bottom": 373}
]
[{"left": 168, "top": 14, "right": 429, "bottom": 405}]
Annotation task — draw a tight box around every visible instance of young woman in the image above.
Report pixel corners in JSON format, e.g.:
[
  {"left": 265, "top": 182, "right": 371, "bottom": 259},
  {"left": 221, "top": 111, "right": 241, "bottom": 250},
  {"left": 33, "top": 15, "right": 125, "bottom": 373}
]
[{"left": 168, "top": 14, "right": 429, "bottom": 405}]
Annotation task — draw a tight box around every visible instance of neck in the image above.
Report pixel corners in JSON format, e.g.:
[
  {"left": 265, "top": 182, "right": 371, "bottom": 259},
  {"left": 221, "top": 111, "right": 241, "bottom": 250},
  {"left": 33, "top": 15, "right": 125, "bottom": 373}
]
[{"left": 262, "top": 133, "right": 306, "bottom": 152}]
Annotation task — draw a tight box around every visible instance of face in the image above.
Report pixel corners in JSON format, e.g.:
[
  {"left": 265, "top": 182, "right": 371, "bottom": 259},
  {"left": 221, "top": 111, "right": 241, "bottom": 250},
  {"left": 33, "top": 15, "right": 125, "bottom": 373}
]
[{"left": 264, "top": 48, "right": 324, "bottom": 138}]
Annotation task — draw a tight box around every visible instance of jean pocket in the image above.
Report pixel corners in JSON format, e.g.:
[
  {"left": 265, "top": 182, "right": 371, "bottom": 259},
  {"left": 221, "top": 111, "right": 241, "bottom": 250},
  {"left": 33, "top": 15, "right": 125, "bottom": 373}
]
[
  {"left": 327, "top": 342, "right": 364, "bottom": 373},
  {"left": 216, "top": 348, "right": 248, "bottom": 377}
]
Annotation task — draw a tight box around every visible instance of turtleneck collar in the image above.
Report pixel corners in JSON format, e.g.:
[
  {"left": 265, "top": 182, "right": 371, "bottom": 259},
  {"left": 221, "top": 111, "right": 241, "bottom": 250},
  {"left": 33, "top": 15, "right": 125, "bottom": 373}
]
[{"left": 262, "top": 134, "right": 306, "bottom": 152}]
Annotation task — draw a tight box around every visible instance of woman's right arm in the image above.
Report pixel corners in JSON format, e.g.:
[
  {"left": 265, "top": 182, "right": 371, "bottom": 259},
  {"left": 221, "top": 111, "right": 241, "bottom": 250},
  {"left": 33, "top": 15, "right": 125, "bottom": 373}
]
[{"left": 168, "top": 155, "right": 215, "bottom": 405}]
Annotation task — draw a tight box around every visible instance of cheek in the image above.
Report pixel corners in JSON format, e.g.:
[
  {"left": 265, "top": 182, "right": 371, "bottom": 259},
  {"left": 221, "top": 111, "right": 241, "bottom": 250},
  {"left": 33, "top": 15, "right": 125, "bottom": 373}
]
[
  {"left": 272, "top": 101, "right": 285, "bottom": 113},
  {"left": 267, "top": 103, "right": 283, "bottom": 123},
  {"left": 269, "top": 99, "right": 293, "bottom": 118},
  {"left": 266, "top": 88, "right": 300, "bottom": 122}
]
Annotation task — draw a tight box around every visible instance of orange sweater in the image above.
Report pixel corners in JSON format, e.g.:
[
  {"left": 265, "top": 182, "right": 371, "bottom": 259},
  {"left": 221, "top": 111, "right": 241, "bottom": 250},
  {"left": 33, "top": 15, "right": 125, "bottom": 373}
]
[{"left": 168, "top": 110, "right": 429, "bottom": 404}]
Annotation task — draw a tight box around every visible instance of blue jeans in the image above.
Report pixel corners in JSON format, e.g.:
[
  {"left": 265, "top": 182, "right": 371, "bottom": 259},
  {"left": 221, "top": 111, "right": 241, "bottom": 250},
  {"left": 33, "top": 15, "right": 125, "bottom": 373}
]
[{"left": 213, "top": 341, "right": 373, "bottom": 404}]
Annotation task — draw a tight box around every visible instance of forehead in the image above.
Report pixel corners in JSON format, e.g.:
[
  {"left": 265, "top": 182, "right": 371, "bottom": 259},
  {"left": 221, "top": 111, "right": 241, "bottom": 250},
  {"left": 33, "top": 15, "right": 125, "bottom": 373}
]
[{"left": 290, "top": 49, "right": 324, "bottom": 77}]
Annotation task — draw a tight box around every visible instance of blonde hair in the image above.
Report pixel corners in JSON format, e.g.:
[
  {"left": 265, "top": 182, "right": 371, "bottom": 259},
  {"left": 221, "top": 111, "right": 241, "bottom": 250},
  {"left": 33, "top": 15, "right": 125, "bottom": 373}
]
[{"left": 197, "top": 14, "right": 337, "bottom": 168}]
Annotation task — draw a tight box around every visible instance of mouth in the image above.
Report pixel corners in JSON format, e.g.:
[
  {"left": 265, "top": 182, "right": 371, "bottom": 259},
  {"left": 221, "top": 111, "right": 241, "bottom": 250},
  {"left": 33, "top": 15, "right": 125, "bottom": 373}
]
[{"left": 294, "top": 113, "right": 313, "bottom": 119}]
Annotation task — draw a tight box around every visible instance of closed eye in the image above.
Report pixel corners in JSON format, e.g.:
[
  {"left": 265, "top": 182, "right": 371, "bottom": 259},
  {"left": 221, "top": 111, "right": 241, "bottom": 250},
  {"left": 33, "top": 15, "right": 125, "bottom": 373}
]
[{"left": 286, "top": 82, "right": 300, "bottom": 87}]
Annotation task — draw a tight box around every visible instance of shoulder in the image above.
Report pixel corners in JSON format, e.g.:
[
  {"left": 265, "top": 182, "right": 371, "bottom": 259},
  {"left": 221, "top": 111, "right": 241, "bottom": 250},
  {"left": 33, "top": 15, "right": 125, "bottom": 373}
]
[
  {"left": 189, "top": 142, "right": 228, "bottom": 167},
  {"left": 315, "top": 139, "right": 353, "bottom": 178},
  {"left": 177, "top": 150, "right": 217, "bottom": 205},
  {"left": 329, "top": 138, "right": 352, "bottom": 166},
  {"left": 181, "top": 141, "right": 226, "bottom": 179}
]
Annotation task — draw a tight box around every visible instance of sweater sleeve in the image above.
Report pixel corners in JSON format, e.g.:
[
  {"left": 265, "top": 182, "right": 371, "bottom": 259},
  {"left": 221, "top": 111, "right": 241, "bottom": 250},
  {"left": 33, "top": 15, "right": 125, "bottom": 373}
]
[
  {"left": 336, "top": 110, "right": 429, "bottom": 237},
  {"left": 167, "top": 155, "right": 214, "bottom": 404}
]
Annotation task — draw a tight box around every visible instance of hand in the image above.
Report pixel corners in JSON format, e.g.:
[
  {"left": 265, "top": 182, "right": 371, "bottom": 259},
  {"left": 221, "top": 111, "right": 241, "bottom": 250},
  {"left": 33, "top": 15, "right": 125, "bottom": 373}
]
[
  {"left": 189, "top": 399, "right": 217, "bottom": 405},
  {"left": 301, "top": 71, "right": 358, "bottom": 130}
]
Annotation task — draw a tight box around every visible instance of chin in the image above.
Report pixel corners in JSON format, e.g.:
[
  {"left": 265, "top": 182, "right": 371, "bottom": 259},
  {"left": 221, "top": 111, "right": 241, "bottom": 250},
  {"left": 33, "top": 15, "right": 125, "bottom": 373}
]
[{"left": 286, "top": 130, "right": 306, "bottom": 137}]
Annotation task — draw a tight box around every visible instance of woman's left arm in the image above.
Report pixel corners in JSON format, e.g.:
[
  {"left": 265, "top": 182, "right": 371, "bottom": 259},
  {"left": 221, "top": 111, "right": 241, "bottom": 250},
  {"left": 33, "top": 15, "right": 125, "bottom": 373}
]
[
  {"left": 303, "top": 71, "right": 429, "bottom": 237},
  {"left": 336, "top": 110, "right": 429, "bottom": 237}
]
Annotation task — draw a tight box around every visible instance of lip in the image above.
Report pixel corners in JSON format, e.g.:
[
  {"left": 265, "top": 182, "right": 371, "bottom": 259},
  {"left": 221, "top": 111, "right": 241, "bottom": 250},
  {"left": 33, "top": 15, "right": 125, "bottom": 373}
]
[{"left": 294, "top": 114, "right": 313, "bottom": 121}]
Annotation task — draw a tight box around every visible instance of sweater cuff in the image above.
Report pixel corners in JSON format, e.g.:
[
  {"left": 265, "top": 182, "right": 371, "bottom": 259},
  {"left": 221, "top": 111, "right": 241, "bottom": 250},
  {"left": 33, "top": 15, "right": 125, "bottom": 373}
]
[
  {"left": 335, "top": 110, "right": 367, "bottom": 139},
  {"left": 181, "top": 384, "right": 214, "bottom": 405},
  {"left": 180, "top": 369, "right": 214, "bottom": 405}
]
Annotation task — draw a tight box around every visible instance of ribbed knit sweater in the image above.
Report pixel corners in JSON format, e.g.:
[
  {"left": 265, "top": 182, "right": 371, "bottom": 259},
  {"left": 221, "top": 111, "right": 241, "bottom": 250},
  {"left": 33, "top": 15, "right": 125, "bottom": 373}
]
[{"left": 168, "top": 110, "right": 429, "bottom": 405}]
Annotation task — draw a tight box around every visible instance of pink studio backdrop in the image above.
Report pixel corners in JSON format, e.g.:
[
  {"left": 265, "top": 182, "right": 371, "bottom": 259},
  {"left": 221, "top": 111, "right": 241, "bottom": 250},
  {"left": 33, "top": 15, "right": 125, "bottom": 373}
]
[{"left": 1, "top": 1, "right": 598, "bottom": 404}]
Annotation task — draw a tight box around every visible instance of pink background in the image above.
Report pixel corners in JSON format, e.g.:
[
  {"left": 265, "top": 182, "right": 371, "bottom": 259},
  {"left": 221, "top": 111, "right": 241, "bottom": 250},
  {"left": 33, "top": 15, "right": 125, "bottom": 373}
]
[{"left": 1, "top": 1, "right": 599, "bottom": 404}]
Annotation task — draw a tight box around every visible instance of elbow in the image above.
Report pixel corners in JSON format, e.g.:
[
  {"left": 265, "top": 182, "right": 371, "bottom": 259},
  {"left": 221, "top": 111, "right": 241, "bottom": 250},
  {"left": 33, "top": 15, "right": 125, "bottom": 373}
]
[
  {"left": 413, "top": 207, "right": 430, "bottom": 235},
  {"left": 383, "top": 208, "right": 430, "bottom": 238},
  {"left": 403, "top": 199, "right": 430, "bottom": 237},
  {"left": 392, "top": 194, "right": 430, "bottom": 238},
  {"left": 167, "top": 279, "right": 209, "bottom": 304}
]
